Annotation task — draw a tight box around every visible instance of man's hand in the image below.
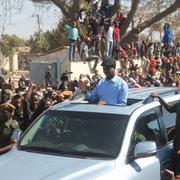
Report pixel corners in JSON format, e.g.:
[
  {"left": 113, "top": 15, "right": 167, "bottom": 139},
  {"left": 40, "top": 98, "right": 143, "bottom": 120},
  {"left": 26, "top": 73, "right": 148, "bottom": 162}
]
[
  {"left": 29, "top": 81, "right": 36, "bottom": 88},
  {"left": 150, "top": 93, "right": 159, "bottom": 98},
  {"left": 97, "top": 101, "right": 106, "bottom": 105},
  {"left": 79, "top": 80, "right": 87, "bottom": 93},
  {"left": 0, "top": 143, "right": 16, "bottom": 153},
  {"left": 161, "top": 169, "right": 174, "bottom": 180}
]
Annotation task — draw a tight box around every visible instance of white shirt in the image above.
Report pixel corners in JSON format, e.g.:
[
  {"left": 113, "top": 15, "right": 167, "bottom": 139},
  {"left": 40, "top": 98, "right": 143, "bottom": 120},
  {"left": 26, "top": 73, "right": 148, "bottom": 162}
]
[
  {"left": 80, "top": 42, "right": 89, "bottom": 59},
  {"left": 105, "top": 26, "right": 114, "bottom": 42}
]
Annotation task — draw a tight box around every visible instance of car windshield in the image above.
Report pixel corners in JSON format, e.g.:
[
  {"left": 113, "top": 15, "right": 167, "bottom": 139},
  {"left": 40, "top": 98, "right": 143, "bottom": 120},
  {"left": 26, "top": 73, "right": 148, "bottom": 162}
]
[{"left": 19, "top": 110, "right": 129, "bottom": 159}]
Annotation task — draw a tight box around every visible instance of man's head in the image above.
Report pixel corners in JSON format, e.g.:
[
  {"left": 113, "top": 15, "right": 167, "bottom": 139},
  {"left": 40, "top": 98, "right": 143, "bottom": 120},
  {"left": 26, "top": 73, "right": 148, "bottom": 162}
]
[
  {"left": 21, "top": 74, "right": 25, "bottom": 79},
  {"left": 1, "top": 89, "right": 13, "bottom": 103},
  {"left": 44, "top": 98, "right": 53, "bottom": 110},
  {"left": 101, "top": 59, "right": 116, "bottom": 80},
  {"left": 30, "top": 94, "right": 40, "bottom": 111},
  {"left": 11, "top": 95, "right": 22, "bottom": 108},
  {"left": 72, "top": 21, "right": 77, "bottom": 28},
  {"left": 0, "top": 103, "right": 15, "bottom": 121}
]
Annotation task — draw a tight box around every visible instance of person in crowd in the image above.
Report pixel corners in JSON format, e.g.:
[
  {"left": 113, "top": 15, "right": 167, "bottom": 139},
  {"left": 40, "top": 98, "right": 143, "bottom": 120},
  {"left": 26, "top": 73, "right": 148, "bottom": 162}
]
[
  {"left": 150, "top": 93, "right": 180, "bottom": 179},
  {"left": 104, "top": 21, "right": 114, "bottom": 59},
  {"left": 44, "top": 65, "right": 53, "bottom": 88},
  {"left": 0, "top": 103, "right": 21, "bottom": 154},
  {"left": 18, "top": 75, "right": 26, "bottom": 89},
  {"left": 58, "top": 72, "right": 71, "bottom": 92},
  {"left": 148, "top": 54, "right": 157, "bottom": 78},
  {"left": 11, "top": 95, "right": 25, "bottom": 131},
  {"left": 1, "top": 89, "right": 13, "bottom": 104},
  {"left": 113, "top": 23, "right": 120, "bottom": 59},
  {"left": 80, "top": 36, "right": 99, "bottom": 65},
  {"left": 80, "top": 58, "right": 129, "bottom": 105},
  {"left": 92, "top": 69, "right": 103, "bottom": 84},
  {"left": 89, "top": 17, "right": 103, "bottom": 58},
  {"left": 162, "top": 23, "right": 173, "bottom": 45},
  {"left": 23, "top": 82, "right": 41, "bottom": 129},
  {"left": 64, "top": 20, "right": 80, "bottom": 62},
  {"left": 176, "top": 42, "right": 180, "bottom": 56}
]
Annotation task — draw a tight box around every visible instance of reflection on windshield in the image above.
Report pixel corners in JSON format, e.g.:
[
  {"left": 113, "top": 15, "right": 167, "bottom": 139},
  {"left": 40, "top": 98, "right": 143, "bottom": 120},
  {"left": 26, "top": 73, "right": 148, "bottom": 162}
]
[{"left": 19, "top": 111, "right": 129, "bottom": 159}]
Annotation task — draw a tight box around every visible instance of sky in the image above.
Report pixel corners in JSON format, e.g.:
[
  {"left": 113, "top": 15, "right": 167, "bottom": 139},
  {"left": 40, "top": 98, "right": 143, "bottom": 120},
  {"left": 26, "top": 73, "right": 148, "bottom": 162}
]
[{"left": 0, "top": 0, "right": 61, "bottom": 39}]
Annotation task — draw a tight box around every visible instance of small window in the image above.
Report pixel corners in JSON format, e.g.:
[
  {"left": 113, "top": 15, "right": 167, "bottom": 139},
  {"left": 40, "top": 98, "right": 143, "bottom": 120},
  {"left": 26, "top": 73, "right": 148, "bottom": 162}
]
[{"left": 127, "top": 109, "right": 163, "bottom": 162}]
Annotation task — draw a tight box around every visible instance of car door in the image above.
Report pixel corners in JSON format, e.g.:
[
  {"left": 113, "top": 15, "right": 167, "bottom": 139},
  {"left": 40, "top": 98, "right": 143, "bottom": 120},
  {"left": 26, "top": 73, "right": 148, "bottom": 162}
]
[
  {"left": 157, "top": 101, "right": 177, "bottom": 171},
  {"left": 126, "top": 107, "right": 167, "bottom": 180}
]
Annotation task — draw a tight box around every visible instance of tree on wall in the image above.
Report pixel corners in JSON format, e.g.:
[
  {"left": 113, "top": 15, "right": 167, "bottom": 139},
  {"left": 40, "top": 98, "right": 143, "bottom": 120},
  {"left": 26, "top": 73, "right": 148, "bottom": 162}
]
[
  {"left": 28, "top": 32, "right": 49, "bottom": 53},
  {"left": 0, "top": 34, "right": 21, "bottom": 57}
]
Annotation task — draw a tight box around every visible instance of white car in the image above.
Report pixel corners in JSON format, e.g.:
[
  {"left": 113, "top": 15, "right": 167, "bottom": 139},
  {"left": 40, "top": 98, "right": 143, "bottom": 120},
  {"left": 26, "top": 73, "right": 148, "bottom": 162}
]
[{"left": 0, "top": 87, "right": 178, "bottom": 180}]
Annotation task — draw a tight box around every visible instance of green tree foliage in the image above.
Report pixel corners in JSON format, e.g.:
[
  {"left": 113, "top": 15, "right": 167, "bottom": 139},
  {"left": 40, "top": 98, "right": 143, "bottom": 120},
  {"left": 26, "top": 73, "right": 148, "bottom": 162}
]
[
  {"left": 28, "top": 20, "right": 67, "bottom": 53},
  {"left": 45, "top": 20, "right": 68, "bottom": 51},
  {"left": 29, "top": 32, "right": 49, "bottom": 53},
  {"left": 0, "top": 34, "right": 21, "bottom": 57}
]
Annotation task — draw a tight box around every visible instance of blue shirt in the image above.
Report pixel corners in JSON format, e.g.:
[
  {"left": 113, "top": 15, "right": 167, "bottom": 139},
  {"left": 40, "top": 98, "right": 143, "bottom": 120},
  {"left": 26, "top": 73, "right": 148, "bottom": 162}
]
[{"left": 85, "top": 75, "right": 129, "bottom": 105}]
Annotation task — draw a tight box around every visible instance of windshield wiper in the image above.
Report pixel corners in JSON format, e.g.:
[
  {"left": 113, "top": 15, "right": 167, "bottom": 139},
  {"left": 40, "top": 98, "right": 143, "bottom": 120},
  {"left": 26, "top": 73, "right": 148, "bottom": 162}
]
[
  {"left": 19, "top": 146, "right": 65, "bottom": 154},
  {"left": 62, "top": 150, "right": 114, "bottom": 159},
  {"left": 19, "top": 146, "right": 114, "bottom": 158}
]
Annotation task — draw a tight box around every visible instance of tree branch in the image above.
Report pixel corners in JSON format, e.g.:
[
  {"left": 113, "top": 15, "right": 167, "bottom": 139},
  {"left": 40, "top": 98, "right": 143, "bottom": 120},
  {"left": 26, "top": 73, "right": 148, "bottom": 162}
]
[
  {"left": 121, "top": 0, "right": 140, "bottom": 36},
  {"left": 71, "top": 0, "right": 81, "bottom": 20},
  {"left": 121, "top": 0, "right": 180, "bottom": 44},
  {"left": 51, "top": 0, "right": 70, "bottom": 18},
  {"left": 111, "top": 0, "right": 121, "bottom": 17}
]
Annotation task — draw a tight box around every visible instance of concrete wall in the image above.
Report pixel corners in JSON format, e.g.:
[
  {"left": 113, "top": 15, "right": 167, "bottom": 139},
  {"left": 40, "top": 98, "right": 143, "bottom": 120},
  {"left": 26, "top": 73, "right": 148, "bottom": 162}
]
[
  {"left": 0, "top": 52, "right": 18, "bottom": 72},
  {"left": 30, "top": 62, "right": 57, "bottom": 85},
  {"left": 68, "top": 60, "right": 121, "bottom": 79},
  {"left": 12, "top": 53, "right": 19, "bottom": 72},
  {"left": 32, "top": 48, "right": 80, "bottom": 64},
  {"left": 0, "top": 53, "right": 10, "bottom": 71},
  {"left": 30, "top": 48, "right": 122, "bottom": 81}
]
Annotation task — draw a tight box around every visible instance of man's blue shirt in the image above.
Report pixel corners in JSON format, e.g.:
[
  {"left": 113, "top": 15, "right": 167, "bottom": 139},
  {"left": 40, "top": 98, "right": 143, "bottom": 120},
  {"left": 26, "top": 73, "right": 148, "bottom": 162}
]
[{"left": 85, "top": 75, "right": 129, "bottom": 105}]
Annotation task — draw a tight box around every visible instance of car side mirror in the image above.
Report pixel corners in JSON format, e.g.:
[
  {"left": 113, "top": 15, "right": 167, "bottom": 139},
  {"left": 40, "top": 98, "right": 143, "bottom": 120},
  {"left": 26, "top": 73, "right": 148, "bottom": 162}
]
[{"left": 134, "top": 141, "right": 157, "bottom": 158}]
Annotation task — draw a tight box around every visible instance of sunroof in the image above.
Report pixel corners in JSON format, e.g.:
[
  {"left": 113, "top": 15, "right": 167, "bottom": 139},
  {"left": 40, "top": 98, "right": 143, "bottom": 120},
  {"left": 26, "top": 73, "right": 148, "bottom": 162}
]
[{"left": 127, "top": 98, "right": 142, "bottom": 106}]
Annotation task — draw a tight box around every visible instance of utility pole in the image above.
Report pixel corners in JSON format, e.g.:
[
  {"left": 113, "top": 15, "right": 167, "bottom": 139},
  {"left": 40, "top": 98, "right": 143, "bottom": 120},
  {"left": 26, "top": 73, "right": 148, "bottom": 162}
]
[{"left": 37, "top": 14, "right": 41, "bottom": 40}]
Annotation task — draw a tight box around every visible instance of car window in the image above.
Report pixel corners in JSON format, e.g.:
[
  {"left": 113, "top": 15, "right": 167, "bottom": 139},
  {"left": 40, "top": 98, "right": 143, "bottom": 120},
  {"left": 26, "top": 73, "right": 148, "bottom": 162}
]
[
  {"left": 161, "top": 101, "right": 177, "bottom": 142},
  {"left": 128, "top": 108, "right": 163, "bottom": 162},
  {"left": 19, "top": 110, "right": 129, "bottom": 159}
]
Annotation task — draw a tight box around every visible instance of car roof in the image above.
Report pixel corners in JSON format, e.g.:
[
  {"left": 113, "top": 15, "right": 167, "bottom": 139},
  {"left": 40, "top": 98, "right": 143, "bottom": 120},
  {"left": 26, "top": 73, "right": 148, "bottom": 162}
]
[{"left": 50, "top": 87, "right": 179, "bottom": 116}]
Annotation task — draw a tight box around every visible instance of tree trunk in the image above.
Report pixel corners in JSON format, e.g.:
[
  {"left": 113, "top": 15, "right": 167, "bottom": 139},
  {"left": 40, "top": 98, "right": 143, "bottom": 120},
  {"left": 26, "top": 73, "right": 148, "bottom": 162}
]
[
  {"left": 121, "top": 0, "right": 180, "bottom": 44},
  {"left": 50, "top": 0, "right": 70, "bottom": 18},
  {"left": 111, "top": 0, "right": 121, "bottom": 17},
  {"left": 120, "top": 0, "right": 140, "bottom": 37}
]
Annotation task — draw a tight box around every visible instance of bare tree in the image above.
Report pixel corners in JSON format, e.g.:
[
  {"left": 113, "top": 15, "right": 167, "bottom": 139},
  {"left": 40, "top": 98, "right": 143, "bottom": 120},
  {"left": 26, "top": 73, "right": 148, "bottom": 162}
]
[
  {"left": 0, "top": 0, "right": 24, "bottom": 34},
  {"left": 121, "top": 0, "right": 180, "bottom": 44},
  {"left": 1, "top": 0, "right": 180, "bottom": 44}
]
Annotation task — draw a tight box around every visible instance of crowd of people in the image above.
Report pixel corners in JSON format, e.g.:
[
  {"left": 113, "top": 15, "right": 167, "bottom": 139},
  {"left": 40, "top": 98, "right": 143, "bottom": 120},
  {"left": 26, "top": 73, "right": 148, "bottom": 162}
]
[{"left": 64, "top": 0, "right": 180, "bottom": 89}]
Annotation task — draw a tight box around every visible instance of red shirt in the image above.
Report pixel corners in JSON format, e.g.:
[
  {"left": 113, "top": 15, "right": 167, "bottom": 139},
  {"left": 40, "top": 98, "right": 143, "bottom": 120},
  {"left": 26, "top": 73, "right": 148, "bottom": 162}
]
[
  {"left": 114, "top": 27, "right": 120, "bottom": 41},
  {"left": 148, "top": 58, "right": 157, "bottom": 73}
]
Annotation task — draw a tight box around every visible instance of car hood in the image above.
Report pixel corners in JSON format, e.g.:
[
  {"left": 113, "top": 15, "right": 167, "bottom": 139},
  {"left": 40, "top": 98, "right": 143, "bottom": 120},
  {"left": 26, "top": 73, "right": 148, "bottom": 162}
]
[{"left": 0, "top": 149, "right": 115, "bottom": 180}]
